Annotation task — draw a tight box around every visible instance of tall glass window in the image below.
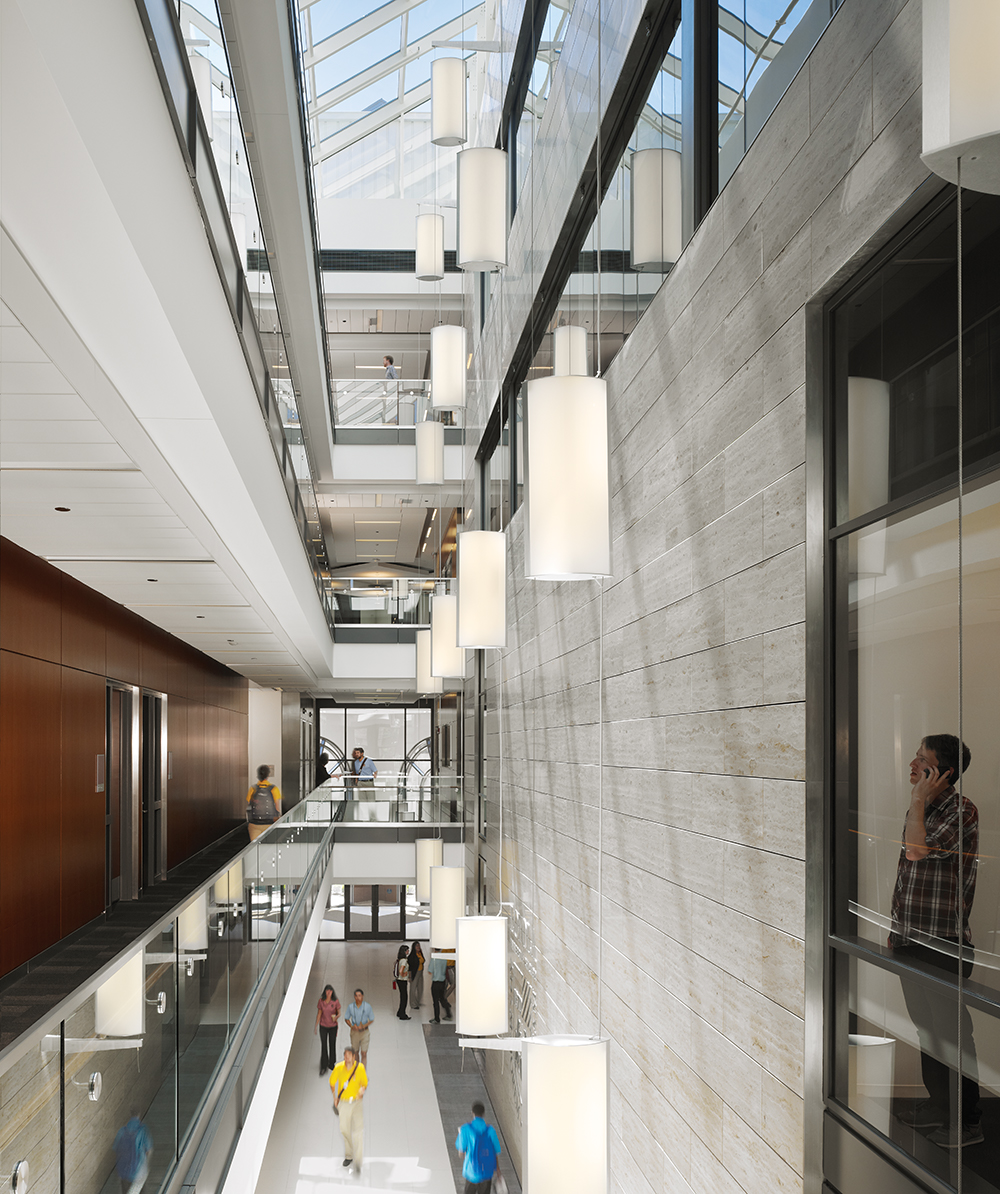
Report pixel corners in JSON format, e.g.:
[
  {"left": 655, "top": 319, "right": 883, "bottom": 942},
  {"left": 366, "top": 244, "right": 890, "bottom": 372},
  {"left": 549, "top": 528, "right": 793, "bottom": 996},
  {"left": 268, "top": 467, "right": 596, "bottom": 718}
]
[
  {"left": 718, "top": 0, "right": 833, "bottom": 188},
  {"left": 826, "top": 189, "right": 1000, "bottom": 1193}
]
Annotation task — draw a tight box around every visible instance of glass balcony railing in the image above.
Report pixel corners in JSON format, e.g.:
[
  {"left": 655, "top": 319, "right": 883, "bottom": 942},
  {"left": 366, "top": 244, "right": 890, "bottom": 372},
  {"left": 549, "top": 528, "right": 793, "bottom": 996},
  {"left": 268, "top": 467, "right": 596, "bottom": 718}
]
[
  {"left": 302, "top": 777, "right": 463, "bottom": 824},
  {"left": 332, "top": 379, "right": 464, "bottom": 428},
  {"left": 0, "top": 808, "right": 333, "bottom": 1194},
  {"left": 330, "top": 575, "right": 444, "bottom": 624}
]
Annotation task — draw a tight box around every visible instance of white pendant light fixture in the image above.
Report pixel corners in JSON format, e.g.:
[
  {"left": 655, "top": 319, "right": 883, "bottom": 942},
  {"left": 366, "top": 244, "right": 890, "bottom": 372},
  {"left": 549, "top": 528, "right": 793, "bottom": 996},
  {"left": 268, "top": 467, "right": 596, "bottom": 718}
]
[
  {"left": 415, "top": 837, "right": 444, "bottom": 901},
  {"left": 457, "top": 147, "right": 508, "bottom": 271},
  {"left": 456, "top": 917, "right": 508, "bottom": 1035},
  {"left": 431, "top": 593, "right": 466, "bottom": 677},
  {"left": 553, "top": 325, "right": 588, "bottom": 377},
  {"left": 430, "top": 865, "right": 465, "bottom": 949},
  {"left": 431, "top": 57, "right": 467, "bottom": 147},
  {"left": 95, "top": 952, "right": 144, "bottom": 1037},
  {"left": 416, "top": 213, "right": 445, "bottom": 281},
  {"left": 178, "top": 892, "right": 209, "bottom": 952},
  {"left": 523, "top": 1035, "right": 609, "bottom": 1194},
  {"left": 525, "top": 376, "right": 611, "bottom": 580},
  {"left": 416, "top": 628, "right": 444, "bottom": 694},
  {"left": 847, "top": 378, "right": 891, "bottom": 521},
  {"left": 416, "top": 419, "right": 445, "bottom": 484},
  {"left": 431, "top": 324, "right": 467, "bottom": 409},
  {"left": 921, "top": 0, "right": 1000, "bottom": 193},
  {"left": 630, "top": 147, "right": 682, "bottom": 270},
  {"left": 457, "top": 530, "right": 506, "bottom": 647}
]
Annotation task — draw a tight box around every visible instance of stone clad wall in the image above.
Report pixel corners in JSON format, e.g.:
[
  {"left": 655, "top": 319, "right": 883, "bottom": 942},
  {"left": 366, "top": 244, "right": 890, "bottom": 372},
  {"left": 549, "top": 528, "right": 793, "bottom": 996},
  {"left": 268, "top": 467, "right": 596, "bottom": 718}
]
[{"left": 471, "top": 1, "right": 936, "bottom": 1189}]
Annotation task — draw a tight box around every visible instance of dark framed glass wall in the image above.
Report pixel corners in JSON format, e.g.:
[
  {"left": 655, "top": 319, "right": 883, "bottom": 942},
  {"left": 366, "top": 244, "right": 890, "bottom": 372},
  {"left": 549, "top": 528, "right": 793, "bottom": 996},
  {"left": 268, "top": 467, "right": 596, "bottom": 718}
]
[{"left": 823, "top": 188, "right": 1000, "bottom": 1194}]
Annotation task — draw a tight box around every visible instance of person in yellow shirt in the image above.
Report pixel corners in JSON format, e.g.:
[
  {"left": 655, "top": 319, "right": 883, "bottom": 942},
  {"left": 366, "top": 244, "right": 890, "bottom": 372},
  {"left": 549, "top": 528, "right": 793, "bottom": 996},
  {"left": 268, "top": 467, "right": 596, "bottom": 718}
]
[
  {"left": 330, "top": 1045, "right": 368, "bottom": 1173},
  {"left": 246, "top": 765, "right": 281, "bottom": 841}
]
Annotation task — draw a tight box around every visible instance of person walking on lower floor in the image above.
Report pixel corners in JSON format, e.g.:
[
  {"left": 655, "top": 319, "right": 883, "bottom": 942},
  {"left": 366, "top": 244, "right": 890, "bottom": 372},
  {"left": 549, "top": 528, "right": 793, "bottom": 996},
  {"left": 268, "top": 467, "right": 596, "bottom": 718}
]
[
  {"left": 393, "top": 945, "right": 411, "bottom": 1019},
  {"left": 454, "top": 1101, "right": 501, "bottom": 1194},
  {"left": 344, "top": 988, "right": 374, "bottom": 1066},
  {"left": 428, "top": 952, "right": 452, "bottom": 1022},
  {"left": 408, "top": 941, "right": 425, "bottom": 1010},
  {"left": 314, "top": 983, "right": 341, "bottom": 1076},
  {"left": 331, "top": 1046, "right": 368, "bottom": 1174}
]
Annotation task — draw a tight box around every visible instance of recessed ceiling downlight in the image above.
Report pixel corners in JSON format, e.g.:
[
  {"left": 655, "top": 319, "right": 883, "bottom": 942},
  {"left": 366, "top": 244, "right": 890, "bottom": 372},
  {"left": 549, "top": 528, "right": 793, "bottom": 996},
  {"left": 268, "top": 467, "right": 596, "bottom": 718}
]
[{"left": 55, "top": 506, "right": 70, "bottom": 512}]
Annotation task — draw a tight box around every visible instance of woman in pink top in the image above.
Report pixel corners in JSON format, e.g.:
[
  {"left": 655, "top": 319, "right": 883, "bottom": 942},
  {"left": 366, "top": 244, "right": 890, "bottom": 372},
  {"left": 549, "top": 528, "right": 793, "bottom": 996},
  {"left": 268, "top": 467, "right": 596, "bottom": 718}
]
[{"left": 314, "top": 984, "right": 341, "bottom": 1076}]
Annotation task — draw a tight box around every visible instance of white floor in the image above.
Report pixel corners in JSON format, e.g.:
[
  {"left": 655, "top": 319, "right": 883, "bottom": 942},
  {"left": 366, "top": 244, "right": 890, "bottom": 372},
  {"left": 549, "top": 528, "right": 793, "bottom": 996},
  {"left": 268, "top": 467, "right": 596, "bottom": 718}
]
[{"left": 254, "top": 939, "right": 456, "bottom": 1194}]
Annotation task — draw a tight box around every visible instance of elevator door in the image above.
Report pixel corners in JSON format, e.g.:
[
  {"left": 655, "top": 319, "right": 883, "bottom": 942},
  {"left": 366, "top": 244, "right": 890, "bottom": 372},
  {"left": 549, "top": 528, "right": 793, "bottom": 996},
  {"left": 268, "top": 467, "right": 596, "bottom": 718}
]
[
  {"left": 344, "top": 885, "right": 404, "bottom": 939},
  {"left": 141, "top": 693, "right": 166, "bottom": 889}
]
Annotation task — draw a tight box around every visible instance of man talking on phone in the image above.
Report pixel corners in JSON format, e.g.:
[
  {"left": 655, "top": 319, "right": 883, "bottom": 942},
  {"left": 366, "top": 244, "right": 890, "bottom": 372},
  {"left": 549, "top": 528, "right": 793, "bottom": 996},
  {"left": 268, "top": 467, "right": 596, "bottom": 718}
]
[{"left": 890, "top": 735, "right": 982, "bottom": 1148}]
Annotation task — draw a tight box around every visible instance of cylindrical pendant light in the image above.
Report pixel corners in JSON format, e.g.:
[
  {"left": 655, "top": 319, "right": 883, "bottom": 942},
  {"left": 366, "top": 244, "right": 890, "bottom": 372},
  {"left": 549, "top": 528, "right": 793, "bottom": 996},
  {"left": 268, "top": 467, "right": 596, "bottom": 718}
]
[
  {"left": 921, "top": 0, "right": 1000, "bottom": 193},
  {"left": 630, "top": 148, "right": 682, "bottom": 270},
  {"left": 416, "top": 629, "right": 444, "bottom": 694},
  {"left": 523, "top": 1036, "right": 609, "bottom": 1194},
  {"left": 416, "top": 837, "right": 444, "bottom": 901},
  {"left": 456, "top": 917, "right": 508, "bottom": 1035},
  {"left": 431, "top": 593, "right": 466, "bottom": 677},
  {"left": 416, "top": 213, "right": 445, "bottom": 281},
  {"left": 457, "top": 148, "right": 508, "bottom": 271},
  {"left": 457, "top": 530, "right": 506, "bottom": 647},
  {"left": 178, "top": 892, "right": 208, "bottom": 952},
  {"left": 553, "top": 325, "right": 588, "bottom": 377},
  {"left": 525, "top": 376, "right": 611, "bottom": 580},
  {"left": 95, "top": 952, "right": 144, "bottom": 1037},
  {"left": 416, "top": 420, "right": 445, "bottom": 484},
  {"left": 847, "top": 378, "right": 891, "bottom": 521},
  {"left": 430, "top": 865, "right": 465, "bottom": 949},
  {"left": 431, "top": 324, "right": 467, "bottom": 409},
  {"left": 431, "top": 57, "right": 467, "bottom": 146}
]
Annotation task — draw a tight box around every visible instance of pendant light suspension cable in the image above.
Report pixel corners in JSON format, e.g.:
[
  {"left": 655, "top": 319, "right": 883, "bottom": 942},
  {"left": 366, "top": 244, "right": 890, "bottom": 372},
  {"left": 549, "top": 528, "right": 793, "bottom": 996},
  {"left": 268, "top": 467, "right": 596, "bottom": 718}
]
[{"left": 956, "top": 158, "right": 965, "bottom": 1183}]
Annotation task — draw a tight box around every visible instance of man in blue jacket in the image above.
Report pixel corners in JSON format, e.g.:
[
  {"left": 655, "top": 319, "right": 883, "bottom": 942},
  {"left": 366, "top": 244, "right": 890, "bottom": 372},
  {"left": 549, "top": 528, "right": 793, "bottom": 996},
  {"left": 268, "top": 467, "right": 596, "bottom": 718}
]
[{"left": 454, "top": 1101, "right": 501, "bottom": 1193}]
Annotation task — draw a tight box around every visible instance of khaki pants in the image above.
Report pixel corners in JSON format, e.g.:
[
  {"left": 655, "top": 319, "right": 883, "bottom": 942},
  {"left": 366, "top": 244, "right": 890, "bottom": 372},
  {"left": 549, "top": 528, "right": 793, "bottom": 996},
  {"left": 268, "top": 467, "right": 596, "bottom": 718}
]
[{"left": 339, "top": 1098, "right": 364, "bottom": 1166}]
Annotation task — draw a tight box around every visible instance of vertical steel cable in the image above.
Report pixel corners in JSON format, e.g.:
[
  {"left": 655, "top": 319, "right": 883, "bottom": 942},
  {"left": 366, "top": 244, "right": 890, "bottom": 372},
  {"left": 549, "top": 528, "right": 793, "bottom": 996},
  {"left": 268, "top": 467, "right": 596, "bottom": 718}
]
[
  {"left": 595, "top": 0, "right": 604, "bottom": 1039},
  {"left": 955, "top": 160, "right": 965, "bottom": 1180}
]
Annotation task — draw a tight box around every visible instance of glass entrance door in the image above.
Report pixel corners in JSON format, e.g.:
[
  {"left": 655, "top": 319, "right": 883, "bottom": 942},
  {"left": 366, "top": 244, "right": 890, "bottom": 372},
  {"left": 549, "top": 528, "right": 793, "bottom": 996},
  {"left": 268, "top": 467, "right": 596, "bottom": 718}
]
[{"left": 344, "top": 884, "right": 404, "bottom": 939}]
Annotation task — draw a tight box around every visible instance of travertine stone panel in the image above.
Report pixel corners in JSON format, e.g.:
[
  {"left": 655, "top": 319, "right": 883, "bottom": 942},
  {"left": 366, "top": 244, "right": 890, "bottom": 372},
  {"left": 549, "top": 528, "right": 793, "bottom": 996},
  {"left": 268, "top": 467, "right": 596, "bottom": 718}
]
[{"left": 474, "top": 4, "right": 930, "bottom": 1191}]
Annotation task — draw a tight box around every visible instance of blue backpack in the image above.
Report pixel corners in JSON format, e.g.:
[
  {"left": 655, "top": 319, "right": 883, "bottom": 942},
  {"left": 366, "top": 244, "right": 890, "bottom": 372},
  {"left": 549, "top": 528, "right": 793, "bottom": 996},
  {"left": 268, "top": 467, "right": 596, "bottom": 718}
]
[{"left": 472, "top": 1125, "right": 496, "bottom": 1180}]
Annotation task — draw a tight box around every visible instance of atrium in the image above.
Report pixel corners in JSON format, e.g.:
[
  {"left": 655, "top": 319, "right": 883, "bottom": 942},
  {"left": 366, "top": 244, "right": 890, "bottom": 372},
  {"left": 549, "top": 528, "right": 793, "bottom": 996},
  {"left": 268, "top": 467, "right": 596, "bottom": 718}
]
[{"left": 1, "top": 1, "right": 999, "bottom": 1193}]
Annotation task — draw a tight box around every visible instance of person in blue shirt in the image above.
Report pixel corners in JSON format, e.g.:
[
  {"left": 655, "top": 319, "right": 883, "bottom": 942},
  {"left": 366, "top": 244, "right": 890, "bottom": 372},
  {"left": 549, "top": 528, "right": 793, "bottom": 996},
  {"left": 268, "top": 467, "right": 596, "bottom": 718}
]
[
  {"left": 346, "top": 746, "right": 377, "bottom": 792},
  {"left": 454, "top": 1102, "right": 501, "bottom": 1193},
  {"left": 344, "top": 987, "right": 374, "bottom": 1066},
  {"left": 113, "top": 1110, "right": 153, "bottom": 1194},
  {"left": 427, "top": 953, "right": 452, "bottom": 1022},
  {"left": 383, "top": 355, "right": 398, "bottom": 379}
]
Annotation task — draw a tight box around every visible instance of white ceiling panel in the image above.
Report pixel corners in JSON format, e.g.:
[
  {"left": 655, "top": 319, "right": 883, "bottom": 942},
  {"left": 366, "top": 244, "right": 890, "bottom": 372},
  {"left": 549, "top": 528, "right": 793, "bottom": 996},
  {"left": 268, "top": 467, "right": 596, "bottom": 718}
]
[
  {"left": 127, "top": 604, "right": 271, "bottom": 633},
  {"left": 213, "top": 650, "right": 298, "bottom": 665},
  {"left": 3, "top": 515, "right": 203, "bottom": 560},
  {"left": 1, "top": 393, "right": 98, "bottom": 420},
  {"left": 0, "top": 326, "right": 49, "bottom": 361},
  {"left": 2, "top": 420, "right": 116, "bottom": 444},
  {"left": 0, "top": 362, "right": 75, "bottom": 392},
  {"left": 1, "top": 441, "right": 134, "bottom": 465},
  {"left": 60, "top": 559, "right": 227, "bottom": 584},
  {"left": 184, "top": 631, "right": 287, "bottom": 651}
]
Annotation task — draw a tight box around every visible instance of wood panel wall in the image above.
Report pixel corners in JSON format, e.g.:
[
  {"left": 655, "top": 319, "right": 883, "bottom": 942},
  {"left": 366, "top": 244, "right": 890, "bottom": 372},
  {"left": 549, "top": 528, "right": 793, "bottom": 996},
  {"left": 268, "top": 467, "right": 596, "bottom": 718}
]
[{"left": 0, "top": 537, "right": 249, "bottom": 978}]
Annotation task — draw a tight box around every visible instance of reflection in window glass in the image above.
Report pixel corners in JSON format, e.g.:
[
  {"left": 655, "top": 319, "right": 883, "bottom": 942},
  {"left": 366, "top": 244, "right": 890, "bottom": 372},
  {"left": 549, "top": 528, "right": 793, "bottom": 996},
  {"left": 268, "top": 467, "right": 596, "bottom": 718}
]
[
  {"left": 514, "top": 1, "right": 575, "bottom": 203},
  {"left": 837, "top": 193, "right": 1000, "bottom": 521},
  {"left": 719, "top": 1, "right": 826, "bottom": 187},
  {"left": 527, "top": 20, "right": 681, "bottom": 379}
]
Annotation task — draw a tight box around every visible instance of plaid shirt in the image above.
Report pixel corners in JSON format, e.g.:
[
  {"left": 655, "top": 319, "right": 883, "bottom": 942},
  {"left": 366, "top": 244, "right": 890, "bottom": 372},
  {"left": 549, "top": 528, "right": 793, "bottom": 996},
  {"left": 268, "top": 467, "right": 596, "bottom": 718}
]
[{"left": 889, "top": 786, "right": 978, "bottom": 948}]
